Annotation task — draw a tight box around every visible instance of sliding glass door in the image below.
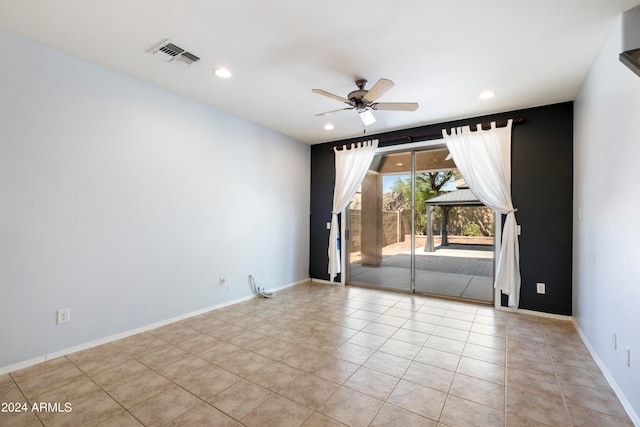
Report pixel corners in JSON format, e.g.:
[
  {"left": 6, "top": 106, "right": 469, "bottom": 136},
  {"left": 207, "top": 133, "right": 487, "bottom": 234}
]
[
  {"left": 347, "top": 145, "right": 495, "bottom": 303},
  {"left": 347, "top": 152, "right": 412, "bottom": 291}
]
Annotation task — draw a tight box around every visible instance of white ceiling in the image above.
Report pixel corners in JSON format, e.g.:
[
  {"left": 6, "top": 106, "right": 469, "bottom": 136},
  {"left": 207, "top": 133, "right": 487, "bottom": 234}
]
[{"left": 1, "top": 0, "right": 638, "bottom": 144}]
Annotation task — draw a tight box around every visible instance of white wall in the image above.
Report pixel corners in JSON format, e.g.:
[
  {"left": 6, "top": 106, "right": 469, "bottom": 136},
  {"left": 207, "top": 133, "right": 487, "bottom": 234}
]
[
  {"left": 0, "top": 29, "right": 310, "bottom": 369},
  {"left": 574, "top": 16, "right": 640, "bottom": 420}
]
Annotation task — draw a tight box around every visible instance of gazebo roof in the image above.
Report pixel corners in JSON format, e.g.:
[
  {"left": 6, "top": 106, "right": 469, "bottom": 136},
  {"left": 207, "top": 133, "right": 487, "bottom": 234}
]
[{"left": 425, "top": 188, "right": 482, "bottom": 206}]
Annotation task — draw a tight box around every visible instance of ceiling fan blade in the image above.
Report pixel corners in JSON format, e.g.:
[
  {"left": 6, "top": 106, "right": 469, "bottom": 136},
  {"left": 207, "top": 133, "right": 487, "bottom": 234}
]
[
  {"left": 373, "top": 102, "right": 419, "bottom": 111},
  {"left": 363, "top": 78, "right": 394, "bottom": 102},
  {"left": 315, "top": 107, "right": 354, "bottom": 116},
  {"left": 312, "top": 88, "right": 351, "bottom": 105}
]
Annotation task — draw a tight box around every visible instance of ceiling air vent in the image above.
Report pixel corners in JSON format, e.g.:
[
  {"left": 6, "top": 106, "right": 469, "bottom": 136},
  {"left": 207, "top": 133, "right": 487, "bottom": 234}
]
[
  {"left": 173, "top": 51, "right": 200, "bottom": 68},
  {"left": 148, "top": 39, "right": 200, "bottom": 68},
  {"left": 620, "top": 6, "right": 640, "bottom": 78}
]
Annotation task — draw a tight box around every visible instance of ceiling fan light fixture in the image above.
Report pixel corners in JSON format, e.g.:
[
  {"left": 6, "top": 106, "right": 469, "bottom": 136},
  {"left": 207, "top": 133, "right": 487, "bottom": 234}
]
[
  {"left": 479, "top": 90, "right": 495, "bottom": 99},
  {"left": 214, "top": 67, "right": 232, "bottom": 78},
  {"left": 359, "top": 110, "right": 376, "bottom": 125}
]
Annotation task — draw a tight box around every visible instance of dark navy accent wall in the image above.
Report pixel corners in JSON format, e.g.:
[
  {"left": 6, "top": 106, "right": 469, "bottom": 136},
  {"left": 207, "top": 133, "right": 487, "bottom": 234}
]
[
  {"left": 510, "top": 102, "right": 573, "bottom": 314},
  {"left": 310, "top": 102, "right": 573, "bottom": 315}
]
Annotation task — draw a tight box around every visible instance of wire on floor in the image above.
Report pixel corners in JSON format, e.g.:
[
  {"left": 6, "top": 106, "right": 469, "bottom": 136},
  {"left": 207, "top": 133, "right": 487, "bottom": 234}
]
[{"left": 249, "top": 274, "right": 274, "bottom": 298}]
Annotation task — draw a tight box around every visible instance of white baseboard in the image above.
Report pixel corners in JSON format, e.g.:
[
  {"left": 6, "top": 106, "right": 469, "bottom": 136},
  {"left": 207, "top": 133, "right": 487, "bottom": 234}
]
[
  {"left": 310, "top": 278, "right": 341, "bottom": 285},
  {"left": 572, "top": 320, "right": 639, "bottom": 426},
  {"left": 266, "top": 278, "right": 310, "bottom": 292},
  {"left": 0, "top": 277, "right": 310, "bottom": 376},
  {"left": 0, "top": 356, "right": 50, "bottom": 376},
  {"left": 498, "top": 309, "right": 638, "bottom": 424}
]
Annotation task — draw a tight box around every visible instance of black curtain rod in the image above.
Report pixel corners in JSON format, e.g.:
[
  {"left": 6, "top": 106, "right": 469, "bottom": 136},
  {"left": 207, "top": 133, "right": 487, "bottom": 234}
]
[{"left": 330, "top": 117, "right": 525, "bottom": 150}]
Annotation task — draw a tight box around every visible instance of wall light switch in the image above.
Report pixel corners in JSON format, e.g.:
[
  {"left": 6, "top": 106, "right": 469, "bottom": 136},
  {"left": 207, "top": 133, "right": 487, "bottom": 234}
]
[
  {"left": 536, "top": 282, "right": 546, "bottom": 294},
  {"left": 326, "top": 222, "right": 331, "bottom": 230}
]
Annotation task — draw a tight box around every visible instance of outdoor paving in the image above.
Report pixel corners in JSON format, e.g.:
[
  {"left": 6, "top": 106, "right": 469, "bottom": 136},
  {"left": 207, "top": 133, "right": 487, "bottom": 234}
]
[{"left": 349, "top": 245, "right": 495, "bottom": 303}]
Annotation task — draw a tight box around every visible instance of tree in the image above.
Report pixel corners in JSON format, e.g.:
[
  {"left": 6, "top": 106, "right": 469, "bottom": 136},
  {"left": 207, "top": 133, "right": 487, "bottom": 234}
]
[
  {"left": 383, "top": 191, "right": 407, "bottom": 212},
  {"left": 390, "top": 171, "right": 455, "bottom": 234}
]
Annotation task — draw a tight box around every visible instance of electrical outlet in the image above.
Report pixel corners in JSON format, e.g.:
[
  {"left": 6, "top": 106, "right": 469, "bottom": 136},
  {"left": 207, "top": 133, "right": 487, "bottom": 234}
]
[
  {"left": 219, "top": 277, "right": 226, "bottom": 287},
  {"left": 56, "top": 309, "right": 70, "bottom": 324},
  {"left": 536, "top": 282, "right": 546, "bottom": 294}
]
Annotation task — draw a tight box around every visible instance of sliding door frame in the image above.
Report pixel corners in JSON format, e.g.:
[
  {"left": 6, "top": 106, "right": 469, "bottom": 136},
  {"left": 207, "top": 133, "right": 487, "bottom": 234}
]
[{"left": 345, "top": 139, "right": 501, "bottom": 308}]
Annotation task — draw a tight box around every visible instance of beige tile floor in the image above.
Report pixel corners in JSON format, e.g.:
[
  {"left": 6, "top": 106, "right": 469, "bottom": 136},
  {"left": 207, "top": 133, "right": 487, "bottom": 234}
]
[{"left": 0, "top": 282, "right": 634, "bottom": 427}]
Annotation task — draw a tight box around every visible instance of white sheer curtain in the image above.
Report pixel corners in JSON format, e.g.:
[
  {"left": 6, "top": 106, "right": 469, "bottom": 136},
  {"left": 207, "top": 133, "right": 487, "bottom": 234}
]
[
  {"left": 442, "top": 120, "right": 521, "bottom": 307},
  {"left": 328, "top": 139, "right": 379, "bottom": 281}
]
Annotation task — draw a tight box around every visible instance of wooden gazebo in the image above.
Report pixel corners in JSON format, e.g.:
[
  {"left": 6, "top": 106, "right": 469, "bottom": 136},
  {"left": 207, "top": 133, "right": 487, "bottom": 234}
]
[{"left": 424, "top": 186, "right": 483, "bottom": 252}]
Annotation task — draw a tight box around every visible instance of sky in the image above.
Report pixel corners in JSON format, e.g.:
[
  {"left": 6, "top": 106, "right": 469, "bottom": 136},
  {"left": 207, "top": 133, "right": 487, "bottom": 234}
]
[
  {"left": 383, "top": 175, "right": 406, "bottom": 192},
  {"left": 383, "top": 173, "right": 456, "bottom": 193}
]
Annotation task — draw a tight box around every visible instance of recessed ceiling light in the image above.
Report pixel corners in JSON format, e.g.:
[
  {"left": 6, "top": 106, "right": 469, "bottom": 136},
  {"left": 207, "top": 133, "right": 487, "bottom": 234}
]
[
  {"left": 324, "top": 123, "right": 334, "bottom": 130},
  {"left": 396, "top": 163, "right": 404, "bottom": 166},
  {"left": 479, "top": 90, "right": 495, "bottom": 99},
  {"left": 214, "top": 68, "right": 232, "bottom": 78}
]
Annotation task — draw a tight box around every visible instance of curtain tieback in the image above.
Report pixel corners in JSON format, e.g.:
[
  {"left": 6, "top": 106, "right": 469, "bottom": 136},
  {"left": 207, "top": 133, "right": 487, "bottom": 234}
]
[{"left": 507, "top": 208, "right": 518, "bottom": 214}]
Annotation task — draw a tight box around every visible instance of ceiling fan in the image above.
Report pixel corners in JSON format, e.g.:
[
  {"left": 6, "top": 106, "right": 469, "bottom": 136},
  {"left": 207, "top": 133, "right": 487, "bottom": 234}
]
[{"left": 312, "top": 78, "right": 419, "bottom": 126}]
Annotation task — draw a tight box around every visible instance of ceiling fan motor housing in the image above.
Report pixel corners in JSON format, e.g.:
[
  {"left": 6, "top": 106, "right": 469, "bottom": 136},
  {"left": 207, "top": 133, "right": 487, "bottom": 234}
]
[
  {"left": 349, "top": 79, "right": 370, "bottom": 111},
  {"left": 349, "top": 96, "right": 369, "bottom": 111}
]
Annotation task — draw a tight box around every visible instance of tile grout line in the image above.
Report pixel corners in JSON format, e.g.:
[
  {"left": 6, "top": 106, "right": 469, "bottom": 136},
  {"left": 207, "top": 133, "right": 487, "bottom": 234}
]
[
  {"left": 542, "top": 322, "right": 576, "bottom": 427},
  {"left": 5, "top": 282, "right": 630, "bottom": 426}
]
